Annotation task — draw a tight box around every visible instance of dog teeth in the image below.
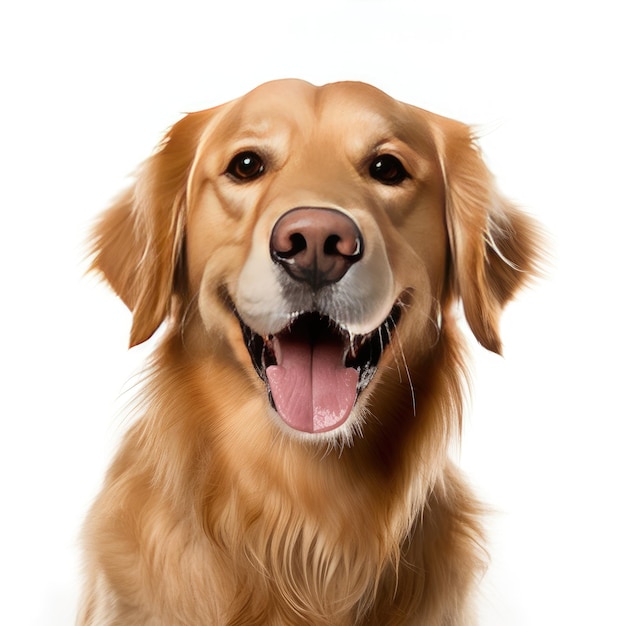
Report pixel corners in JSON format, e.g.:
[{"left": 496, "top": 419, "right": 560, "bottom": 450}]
[
  {"left": 346, "top": 333, "right": 365, "bottom": 361},
  {"left": 267, "top": 335, "right": 282, "bottom": 365}
]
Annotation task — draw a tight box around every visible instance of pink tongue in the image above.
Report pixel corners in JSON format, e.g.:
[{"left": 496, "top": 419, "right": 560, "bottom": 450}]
[{"left": 266, "top": 339, "right": 358, "bottom": 433}]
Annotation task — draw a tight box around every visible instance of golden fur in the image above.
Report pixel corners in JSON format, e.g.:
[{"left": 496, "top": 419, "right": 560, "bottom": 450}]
[{"left": 79, "top": 79, "right": 543, "bottom": 625}]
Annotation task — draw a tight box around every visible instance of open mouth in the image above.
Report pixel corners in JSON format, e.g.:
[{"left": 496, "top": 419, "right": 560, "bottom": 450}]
[{"left": 237, "top": 305, "right": 402, "bottom": 434}]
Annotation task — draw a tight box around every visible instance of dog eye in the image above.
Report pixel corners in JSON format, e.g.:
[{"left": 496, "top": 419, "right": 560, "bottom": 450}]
[
  {"left": 226, "top": 151, "right": 265, "bottom": 181},
  {"left": 369, "top": 154, "right": 409, "bottom": 185}
]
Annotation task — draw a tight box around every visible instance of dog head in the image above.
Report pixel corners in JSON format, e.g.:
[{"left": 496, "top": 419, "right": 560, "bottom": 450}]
[{"left": 91, "top": 79, "right": 541, "bottom": 443}]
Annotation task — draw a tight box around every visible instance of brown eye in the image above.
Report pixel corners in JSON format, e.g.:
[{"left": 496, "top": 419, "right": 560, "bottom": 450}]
[
  {"left": 226, "top": 151, "right": 265, "bottom": 181},
  {"left": 369, "top": 154, "right": 409, "bottom": 185}
]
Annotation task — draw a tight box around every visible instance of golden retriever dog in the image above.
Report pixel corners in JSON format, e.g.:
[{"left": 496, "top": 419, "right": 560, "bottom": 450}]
[{"left": 79, "top": 79, "right": 543, "bottom": 625}]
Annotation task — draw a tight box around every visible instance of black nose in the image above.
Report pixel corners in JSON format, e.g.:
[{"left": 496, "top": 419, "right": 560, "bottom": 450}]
[{"left": 270, "top": 207, "right": 363, "bottom": 289}]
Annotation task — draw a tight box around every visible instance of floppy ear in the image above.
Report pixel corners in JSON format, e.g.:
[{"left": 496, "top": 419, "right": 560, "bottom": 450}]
[
  {"left": 435, "top": 119, "right": 544, "bottom": 354},
  {"left": 90, "top": 110, "right": 211, "bottom": 347}
]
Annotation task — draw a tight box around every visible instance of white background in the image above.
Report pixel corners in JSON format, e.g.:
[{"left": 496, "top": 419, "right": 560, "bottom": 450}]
[{"left": 1, "top": 1, "right": 624, "bottom": 624}]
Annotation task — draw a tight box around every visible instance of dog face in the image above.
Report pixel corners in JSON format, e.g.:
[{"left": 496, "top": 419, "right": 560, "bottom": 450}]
[
  {"left": 187, "top": 81, "right": 448, "bottom": 440},
  {"left": 91, "top": 79, "right": 540, "bottom": 444}
]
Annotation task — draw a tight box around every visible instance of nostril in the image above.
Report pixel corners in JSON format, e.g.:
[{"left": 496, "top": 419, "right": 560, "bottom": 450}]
[
  {"left": 331, "top": 233, "right": 362, "bottom": 259},
  {"left": 277, "top": 233, "right": 307, "bottom": 259},
  {"left": 323, "top": 235, "right": 341, "bottom": 257}
]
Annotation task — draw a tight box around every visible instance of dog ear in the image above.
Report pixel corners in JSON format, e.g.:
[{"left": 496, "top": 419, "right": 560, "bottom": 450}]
[
  {"left": 434, "top": 118, "right": 544, "bottom": 354},
  {"left": 89, "top": 110, "right": 211, "bottom": 347}
]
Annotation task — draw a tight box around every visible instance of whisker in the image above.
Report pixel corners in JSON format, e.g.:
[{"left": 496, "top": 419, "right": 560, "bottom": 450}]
[
  {"left": 180, "top": 291, "right": 201, "bottom": 350},
  {"left": 426, "top": 297, "right": 443, "bottom": 348},
  {"left": 388, "top": 315, "right": 417, "bottom": 417},
  {"left": 385, "top": 321, "right": 405, "bottom": 382}
]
